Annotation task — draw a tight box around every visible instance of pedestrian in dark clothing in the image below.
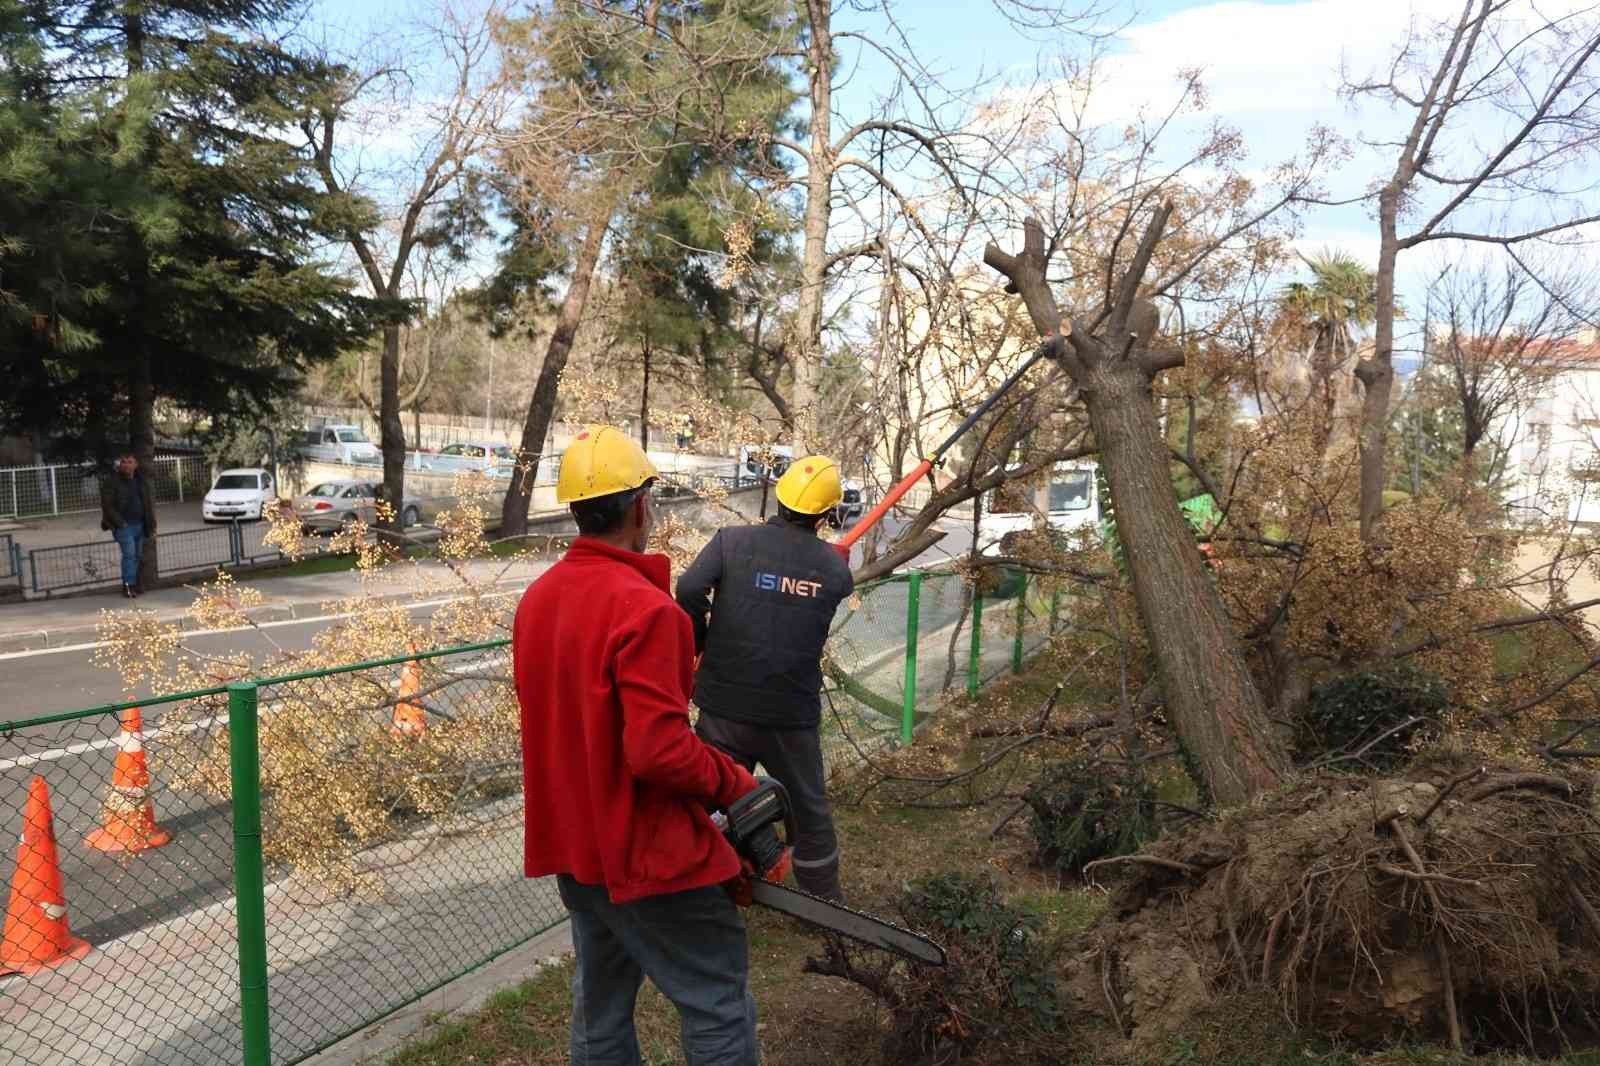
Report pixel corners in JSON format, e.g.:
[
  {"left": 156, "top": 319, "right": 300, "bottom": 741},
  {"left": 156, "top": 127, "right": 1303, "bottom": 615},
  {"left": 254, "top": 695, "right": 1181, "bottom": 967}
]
[
  {"left": 676, "top": 456, "right": 854, "bottom": 902},
  {"left": 99, "top": 453, "right": 158, "bottom": 598},
  {"left": 515, "top": 424, "right": 774, "bottom": 1066}
]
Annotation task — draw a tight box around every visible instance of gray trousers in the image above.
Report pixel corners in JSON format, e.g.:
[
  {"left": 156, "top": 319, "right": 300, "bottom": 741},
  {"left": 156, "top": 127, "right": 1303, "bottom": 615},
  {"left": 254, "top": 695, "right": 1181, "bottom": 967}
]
[
  {"left": 695, "top": 712, "right": 843, "bottom": 903},
  {"left": 557, "top": 876, "right": 758, "bottom": 1066}
]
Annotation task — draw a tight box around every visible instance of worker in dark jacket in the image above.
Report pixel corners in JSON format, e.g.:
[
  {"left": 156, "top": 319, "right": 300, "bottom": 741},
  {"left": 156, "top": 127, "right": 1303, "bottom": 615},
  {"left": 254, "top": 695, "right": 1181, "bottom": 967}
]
[
  {"left": 677, "top": 456, "right": 854, "bottom": 902},
  {"left": 515, "top": 424, "right": 775, "bottom": 1066},
  {"left": 99, "top": 452, "right": 159, "bottom": 599}
]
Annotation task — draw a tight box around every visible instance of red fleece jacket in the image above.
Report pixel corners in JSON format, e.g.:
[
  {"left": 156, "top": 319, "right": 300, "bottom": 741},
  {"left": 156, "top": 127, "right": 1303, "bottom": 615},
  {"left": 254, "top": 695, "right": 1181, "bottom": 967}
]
[{"left": 514, "top": 537, "right": 757, "bottom": 903}]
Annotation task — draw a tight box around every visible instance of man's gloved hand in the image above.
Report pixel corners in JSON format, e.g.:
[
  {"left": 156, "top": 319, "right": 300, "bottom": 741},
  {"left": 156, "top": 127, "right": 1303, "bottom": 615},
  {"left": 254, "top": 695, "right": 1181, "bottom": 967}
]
[{"left": 723, "top": 847, "right": 793, "bottom": 907}]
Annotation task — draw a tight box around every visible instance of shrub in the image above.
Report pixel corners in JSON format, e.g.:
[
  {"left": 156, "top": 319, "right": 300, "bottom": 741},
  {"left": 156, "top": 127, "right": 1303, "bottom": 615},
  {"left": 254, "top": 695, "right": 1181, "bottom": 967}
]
[
  {"left": 1023, "top": 758, "right": 1158, "bottom": 875},
  {"left": 893, "top": 872, "right": 1061, "bottom": 1060},
  {"left": 1299, "top": 667, "right": 1447, "bottom": 769}
]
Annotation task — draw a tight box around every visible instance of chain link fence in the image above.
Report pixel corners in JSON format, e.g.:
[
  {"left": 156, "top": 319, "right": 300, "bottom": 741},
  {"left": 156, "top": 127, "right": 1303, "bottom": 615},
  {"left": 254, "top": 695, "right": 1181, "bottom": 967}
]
[
  {"left": 0, "top": 569, "right": 1058, "bottom": 1065},
  {"left": 820, "top": 566, "right": 1063, "bottom": 773},
  {"left": 0, "top": 457, "right": 211, "bottom": 521}
]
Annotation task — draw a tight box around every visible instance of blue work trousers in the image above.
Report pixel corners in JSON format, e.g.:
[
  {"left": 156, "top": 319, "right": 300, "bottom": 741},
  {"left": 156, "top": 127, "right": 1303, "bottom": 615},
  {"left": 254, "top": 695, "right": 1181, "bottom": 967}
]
[
  {"left": 557, "top": 874, "right": 758, "bottom": 1066},
  {"left": 112, "top": 521, "right": 144, "bottom": 587}
]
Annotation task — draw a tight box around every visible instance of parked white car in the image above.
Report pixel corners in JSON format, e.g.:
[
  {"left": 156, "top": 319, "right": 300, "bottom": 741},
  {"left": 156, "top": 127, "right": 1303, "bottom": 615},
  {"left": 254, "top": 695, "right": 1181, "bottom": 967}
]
[
  {"left": 299, "top": 424, "right": 379, "bottom": 465},
  {"left": 419, "top": 441, "right": 516, "bottom": 475},
  {"left": 202, "top": 468, "right": 276, "bottom": 522},
  {"left": 977, "top": 463, "right": 1100, "bottom": 556}
]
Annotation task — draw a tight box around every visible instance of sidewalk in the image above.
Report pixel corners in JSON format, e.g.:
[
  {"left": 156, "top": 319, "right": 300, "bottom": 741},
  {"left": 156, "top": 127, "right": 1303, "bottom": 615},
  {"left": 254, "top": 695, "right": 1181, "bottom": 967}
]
[{"left": 0, "top": 553, "right": 553, "bottom": 654}]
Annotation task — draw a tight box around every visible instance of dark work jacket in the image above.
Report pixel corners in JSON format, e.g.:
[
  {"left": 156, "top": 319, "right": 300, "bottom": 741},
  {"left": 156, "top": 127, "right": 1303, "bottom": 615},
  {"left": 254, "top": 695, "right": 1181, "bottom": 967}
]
[
  {"left": 675, "top": 518, "right": 854, "bottom": 730},
  {"left": 99, "top": 471, "right": 158, "bottom": 533}
]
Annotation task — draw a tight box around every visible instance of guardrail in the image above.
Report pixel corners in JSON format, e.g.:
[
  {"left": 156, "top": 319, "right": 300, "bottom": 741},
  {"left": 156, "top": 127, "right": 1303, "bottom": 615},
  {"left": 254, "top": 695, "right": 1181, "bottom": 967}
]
[{"left": 20, "top": 522, "right": 286, "bottom": 596}]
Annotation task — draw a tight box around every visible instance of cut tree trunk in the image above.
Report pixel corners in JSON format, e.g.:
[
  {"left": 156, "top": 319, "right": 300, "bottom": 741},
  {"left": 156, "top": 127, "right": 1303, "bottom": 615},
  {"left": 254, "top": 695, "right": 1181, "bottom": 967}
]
[{"left": 500, "top": 206, "right": 612, "bottom": 539}]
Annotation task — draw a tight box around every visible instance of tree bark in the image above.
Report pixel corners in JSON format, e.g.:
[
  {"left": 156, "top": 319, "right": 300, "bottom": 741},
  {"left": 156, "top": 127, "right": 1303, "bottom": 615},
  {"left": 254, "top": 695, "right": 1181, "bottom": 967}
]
[
  {"left": 1085, "top": 360, "right": 1288, "bottom": 803},
  {"left": 793, "top": 0, "right": 834, "bottom": 446},
  {"left": 985, "top": 210, "right": 1290, "bottom": 806},
  {"left": 499, "top": 206, "right": 611, "bottom": 538},
  {"left": 639, "top": 342, "right": 651, "bottom": 449},
  {"left": 379, "top": 322, "right": 407, "bottom": 533},
  {"left": 1356, "top": 187, "right": 1401, "bottom": 541}
]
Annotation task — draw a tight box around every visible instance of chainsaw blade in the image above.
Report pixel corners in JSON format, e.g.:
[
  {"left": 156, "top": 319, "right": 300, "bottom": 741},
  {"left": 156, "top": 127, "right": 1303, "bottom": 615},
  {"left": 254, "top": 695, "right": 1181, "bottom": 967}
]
[{"left": 749, "top": 881, "right": 946, "bottom": 966}]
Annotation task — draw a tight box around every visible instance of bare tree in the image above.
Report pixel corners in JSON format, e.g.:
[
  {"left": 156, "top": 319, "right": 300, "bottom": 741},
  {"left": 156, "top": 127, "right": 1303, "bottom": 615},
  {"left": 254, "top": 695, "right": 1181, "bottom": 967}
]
[
  {"left": 1346, "top": 0, "right": 1600, "bottom": 541},
  {"left": 1428, "top": 253, "right": 1597, "bottom": 472},
  {"left": 303, "top": 1, "right": 509, "bottom": 532}
]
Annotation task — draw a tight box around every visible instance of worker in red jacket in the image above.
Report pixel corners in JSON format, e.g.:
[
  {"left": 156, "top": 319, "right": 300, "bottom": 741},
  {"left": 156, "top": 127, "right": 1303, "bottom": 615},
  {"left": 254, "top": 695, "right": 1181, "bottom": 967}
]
[{"left": 514, "top": 424, "right": 775, "bottom": 1065}]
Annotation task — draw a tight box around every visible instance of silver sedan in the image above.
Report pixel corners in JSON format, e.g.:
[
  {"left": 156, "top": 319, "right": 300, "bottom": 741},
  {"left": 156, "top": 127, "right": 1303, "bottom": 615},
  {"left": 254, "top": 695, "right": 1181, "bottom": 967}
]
[{"left": 292, "top": 480, "right": 427, "bottom": 533}]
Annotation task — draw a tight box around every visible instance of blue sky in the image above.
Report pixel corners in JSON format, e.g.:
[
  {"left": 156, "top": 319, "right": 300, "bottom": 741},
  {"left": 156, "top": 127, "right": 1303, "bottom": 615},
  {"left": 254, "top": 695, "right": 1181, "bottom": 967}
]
[{"left": 306, "top": 0, "right": 1596, "bottom": 356}]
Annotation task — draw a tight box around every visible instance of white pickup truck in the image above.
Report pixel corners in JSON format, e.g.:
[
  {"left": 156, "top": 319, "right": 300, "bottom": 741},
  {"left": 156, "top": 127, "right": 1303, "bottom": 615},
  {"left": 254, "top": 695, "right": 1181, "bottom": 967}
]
[{"left": 298, "top": 424, "right": 380, "bottom": 465}]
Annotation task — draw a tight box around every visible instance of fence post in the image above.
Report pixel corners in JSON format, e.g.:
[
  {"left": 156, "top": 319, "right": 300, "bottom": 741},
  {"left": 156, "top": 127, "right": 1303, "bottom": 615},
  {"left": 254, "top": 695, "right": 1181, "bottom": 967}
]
[
  {"left": 1049, "top": 586, "right": 1061, "bottom": 635},
  {"left": 901, "top": 572, "right": 921, "bottom": 745},
  {"left": 7, "top": 470, "right": 15, "bottom": 518},
  {"left": 47, "top": 466, "right": 58, "bottom": 516},
  {"left": 177, "top": 458, "right": 184, "bottom": 502},
  {"left": 967, "top": 591, "right": 984, "bottom": 697},
  {"left": 228, "top": 682, "right": 272, "bottom": 1066},
  {"left": 1012, "top": 572, "right": 1028, "bottom": 674},
  {"left": 230, "top": 521, "right": 244, "bottom": 566}
]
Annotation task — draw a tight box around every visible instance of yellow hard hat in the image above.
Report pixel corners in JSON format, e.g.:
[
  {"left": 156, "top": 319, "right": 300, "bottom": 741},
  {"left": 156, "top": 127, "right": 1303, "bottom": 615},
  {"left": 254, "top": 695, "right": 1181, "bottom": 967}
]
[
  {"left": 775, "top": 455, "right": 843, "bottom": 515},
  {"left": 556, "top": 424, "right": 659, "bottom": 503}
]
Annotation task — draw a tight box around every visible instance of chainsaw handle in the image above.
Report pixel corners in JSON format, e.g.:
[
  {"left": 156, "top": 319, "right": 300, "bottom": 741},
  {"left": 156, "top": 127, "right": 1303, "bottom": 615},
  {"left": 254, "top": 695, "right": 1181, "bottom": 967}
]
[{"left": 722, "top": 777, "right": 797, "bottom": 876}]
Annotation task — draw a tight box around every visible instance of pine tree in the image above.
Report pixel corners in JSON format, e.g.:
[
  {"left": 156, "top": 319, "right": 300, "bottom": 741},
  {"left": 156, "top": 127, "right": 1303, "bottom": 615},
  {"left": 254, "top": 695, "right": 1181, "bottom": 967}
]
[{"left": 1, "top": 0, "right": 371, "bottom": 580}]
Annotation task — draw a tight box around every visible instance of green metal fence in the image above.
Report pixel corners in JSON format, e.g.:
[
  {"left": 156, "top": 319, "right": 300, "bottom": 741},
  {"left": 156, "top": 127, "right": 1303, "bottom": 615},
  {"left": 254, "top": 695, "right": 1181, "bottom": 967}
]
[{"left": 0, "top": 565, "right": 1059, "bottom": 1066}]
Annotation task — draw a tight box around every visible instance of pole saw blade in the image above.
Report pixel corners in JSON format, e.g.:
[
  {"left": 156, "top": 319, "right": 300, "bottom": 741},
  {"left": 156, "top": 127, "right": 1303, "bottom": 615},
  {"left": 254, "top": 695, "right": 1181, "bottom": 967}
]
[{"left": 749, "top": 881, "right": 946, "bottom": 966}]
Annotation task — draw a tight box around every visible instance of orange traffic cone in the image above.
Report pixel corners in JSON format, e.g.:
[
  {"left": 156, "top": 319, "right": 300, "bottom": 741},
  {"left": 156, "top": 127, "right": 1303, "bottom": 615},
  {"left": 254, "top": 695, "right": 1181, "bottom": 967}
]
[
  {"left": 1, "top": 776, "right": 92, "bottom": 975},
  {"left": 392, "top": 656, "right": 427, "bottom": 736},
  {"left": 85, "top": 707, "right": 171, "bottom": 853}
]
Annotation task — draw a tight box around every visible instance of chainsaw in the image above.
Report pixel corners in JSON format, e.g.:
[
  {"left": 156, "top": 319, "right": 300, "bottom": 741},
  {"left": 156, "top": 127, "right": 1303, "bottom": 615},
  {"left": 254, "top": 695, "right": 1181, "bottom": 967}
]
[{"left": 715, "top": 778, "right": 945, "bottom": 966}]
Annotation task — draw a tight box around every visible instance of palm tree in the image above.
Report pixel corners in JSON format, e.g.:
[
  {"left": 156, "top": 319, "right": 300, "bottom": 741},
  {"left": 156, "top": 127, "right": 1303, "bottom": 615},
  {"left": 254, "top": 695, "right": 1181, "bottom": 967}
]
[{"left": 1280, "top": 251, "right": 1379, "bottom": 457}]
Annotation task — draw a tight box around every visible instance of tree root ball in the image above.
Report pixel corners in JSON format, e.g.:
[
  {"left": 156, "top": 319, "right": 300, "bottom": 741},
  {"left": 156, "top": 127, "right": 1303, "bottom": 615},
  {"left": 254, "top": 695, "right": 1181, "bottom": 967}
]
[{"left": 1067, "top": 756, "right": 1600, "bottom": 1055}]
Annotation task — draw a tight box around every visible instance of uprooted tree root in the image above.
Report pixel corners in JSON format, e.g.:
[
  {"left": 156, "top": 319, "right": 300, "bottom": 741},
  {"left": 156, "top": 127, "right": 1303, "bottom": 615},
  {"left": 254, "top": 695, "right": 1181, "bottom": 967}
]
[{"left": 1067, "top": 756, "right": 1600, "bottom": 1056}]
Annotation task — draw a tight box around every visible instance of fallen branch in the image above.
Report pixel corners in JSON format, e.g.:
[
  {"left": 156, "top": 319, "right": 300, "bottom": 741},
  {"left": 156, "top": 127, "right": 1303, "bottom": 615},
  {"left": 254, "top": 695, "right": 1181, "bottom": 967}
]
[
  {"left": 1082, "top": 854, "right": 1202, "bottom": 879},
  {"left": 1466, "top": 773, "right": 1574, "bottom": 803},
  {"left": 1304, "top": 717, "right": 1428, "bottom": 770},
  {"left": 989, "top": 798, "right": 1030, "bottom": 839},
  {"left": 1568, "top": 880, "right": 1600, "bottom": 946},
  {"left": 1375, "top": 863, "right": 1483, "bottom": 888},
  {"left": 970, "top": 713, "right": 1116, "bottom": 739},
  {"left": 1262, "top": 908, "right": 1285, "bottom": 983},
  {"left": 1418, "top": 767, "right": 1487, "bottom": 825},
  {"left": 1438, "top": 932, "right": 1462, "bottom": 1053}
]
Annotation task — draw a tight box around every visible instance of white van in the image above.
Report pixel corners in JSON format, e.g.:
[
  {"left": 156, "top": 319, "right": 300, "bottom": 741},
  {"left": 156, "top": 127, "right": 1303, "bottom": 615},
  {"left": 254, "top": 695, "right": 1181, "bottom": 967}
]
[
  {"left": 977, "top": 463, "right": 1100, "bottom": 556},
  {"left": 300, "top": 424, "right": 380, "bottom": 465}
]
